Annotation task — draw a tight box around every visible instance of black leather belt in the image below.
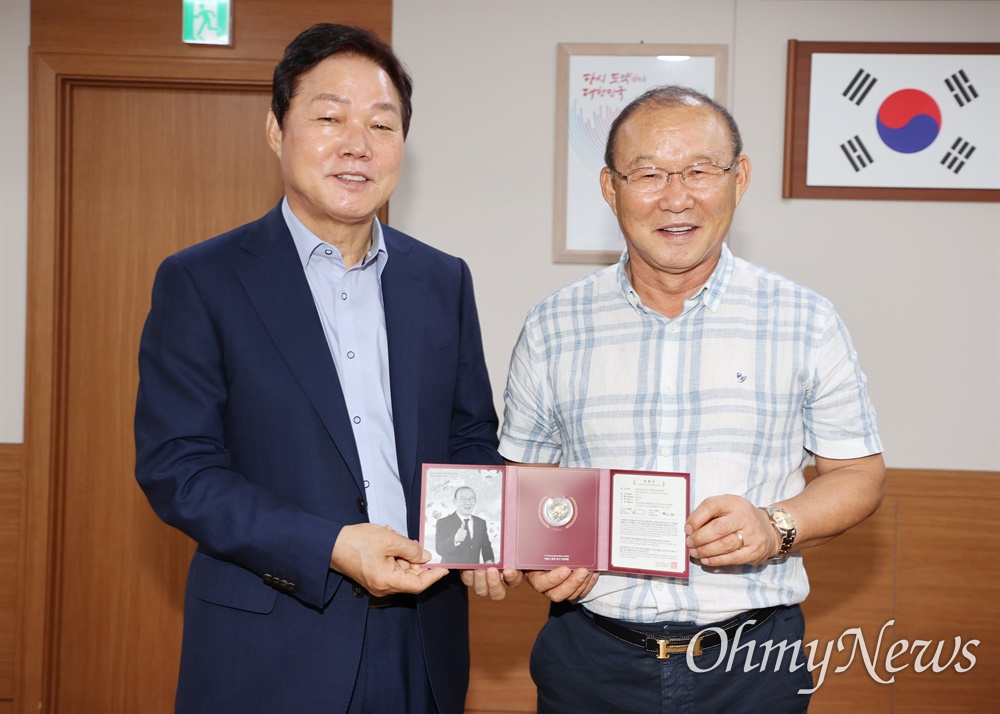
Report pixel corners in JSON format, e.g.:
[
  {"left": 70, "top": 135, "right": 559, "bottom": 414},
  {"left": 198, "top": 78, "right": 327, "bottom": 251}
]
[
  {"left": 368, "top": 593, "right": 417, "bottom": 609},
  {"left": 590, "top": 606, "right": 779, "bottom": 659}
]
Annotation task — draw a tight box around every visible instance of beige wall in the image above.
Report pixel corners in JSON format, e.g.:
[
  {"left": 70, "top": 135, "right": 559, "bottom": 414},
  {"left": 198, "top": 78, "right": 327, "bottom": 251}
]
[
  {"left": 391, "top": 0, "right": 1000, "bottom": 471},
  {"left": 0, "top": 0, "right": 29, "bottom": 443},
  {"left": 2, "top": 1, "right": 998, "bottom": 471}
]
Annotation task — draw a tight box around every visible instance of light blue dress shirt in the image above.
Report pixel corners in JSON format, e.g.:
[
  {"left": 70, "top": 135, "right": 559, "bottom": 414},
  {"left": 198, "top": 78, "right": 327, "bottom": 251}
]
[{"left": 283, "top": 198, "right": 407, "bottom": 535}]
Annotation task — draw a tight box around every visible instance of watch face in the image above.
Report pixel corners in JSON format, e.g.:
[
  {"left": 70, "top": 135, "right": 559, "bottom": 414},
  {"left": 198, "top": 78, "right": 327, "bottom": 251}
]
[{"left": 772, "top": 509, "right": 795, "bottom": 530}]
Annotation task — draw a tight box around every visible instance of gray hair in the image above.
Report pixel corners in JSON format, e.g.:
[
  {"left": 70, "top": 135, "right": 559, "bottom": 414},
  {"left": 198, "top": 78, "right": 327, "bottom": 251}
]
[{"left": 603, "top": 85, "right": 743, "bottom": 170}]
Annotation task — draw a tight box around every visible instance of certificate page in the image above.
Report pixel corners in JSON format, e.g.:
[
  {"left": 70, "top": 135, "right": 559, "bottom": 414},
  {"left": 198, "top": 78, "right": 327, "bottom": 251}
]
[{"left": 609, "top": 471, "right": 688, "bottom": 576}]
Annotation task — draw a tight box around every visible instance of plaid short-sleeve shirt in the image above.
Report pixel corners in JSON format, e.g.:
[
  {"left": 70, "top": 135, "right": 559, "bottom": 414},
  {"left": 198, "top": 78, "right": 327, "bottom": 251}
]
[{"left": 499, "top": 244, "right": 881, "bottom": 624}]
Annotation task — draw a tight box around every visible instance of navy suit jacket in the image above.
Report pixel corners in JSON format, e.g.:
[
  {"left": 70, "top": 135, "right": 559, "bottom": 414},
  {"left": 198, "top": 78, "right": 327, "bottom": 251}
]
[
  {"left": 435, "top": 512, "right": 496, "bottom": 564},
  {"left": 135, "top": 203, "right": 502, "bottom": 713}
]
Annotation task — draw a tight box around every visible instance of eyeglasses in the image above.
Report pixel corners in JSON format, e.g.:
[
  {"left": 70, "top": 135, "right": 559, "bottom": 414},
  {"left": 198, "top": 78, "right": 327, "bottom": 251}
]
[{"left": 612, "top": 158, "right": 738, "bottom": 192}]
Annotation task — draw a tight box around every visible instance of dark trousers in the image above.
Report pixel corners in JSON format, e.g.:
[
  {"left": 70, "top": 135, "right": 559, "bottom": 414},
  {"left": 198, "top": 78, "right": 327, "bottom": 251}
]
[
  {"left": 347, "top": 602, "right": 437, "bottom": 714},
  {"left": 530, "top": 603, "right": 814, "bottom": 714}
]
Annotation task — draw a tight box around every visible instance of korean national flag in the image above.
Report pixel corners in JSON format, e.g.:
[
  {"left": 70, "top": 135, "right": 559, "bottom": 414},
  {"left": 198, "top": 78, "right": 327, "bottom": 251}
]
[{"left": 806, "top": 53, "right": 1000, "bottom": 189}]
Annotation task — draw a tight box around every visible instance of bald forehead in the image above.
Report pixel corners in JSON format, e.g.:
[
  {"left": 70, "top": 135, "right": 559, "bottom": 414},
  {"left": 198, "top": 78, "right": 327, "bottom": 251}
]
[
  {"left": 616, "top": 103, "right": 735, "bottom": 162},
  {"left": 625, "top": 102, "right": 730, "bottom": 138}
]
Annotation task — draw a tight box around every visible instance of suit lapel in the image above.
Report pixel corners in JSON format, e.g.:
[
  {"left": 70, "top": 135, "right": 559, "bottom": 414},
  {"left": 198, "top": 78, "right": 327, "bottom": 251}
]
[
  {"left": 234, "top": 205, "right": 364, "bottom": 490},
  {"left": 381, "top": 228, "right": 422, "bottom": 497}
]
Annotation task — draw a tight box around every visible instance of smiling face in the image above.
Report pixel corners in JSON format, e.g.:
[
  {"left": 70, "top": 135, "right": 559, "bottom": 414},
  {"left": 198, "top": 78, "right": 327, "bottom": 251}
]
[
  {"left": 454, "top": 487, "right": 477, "bottom": 517},
  {"left": 266, "top": 53, "right": 404, "bottom": 242},
  {"left": 600, "top": 103, "right": 750, "bottom": 291}
]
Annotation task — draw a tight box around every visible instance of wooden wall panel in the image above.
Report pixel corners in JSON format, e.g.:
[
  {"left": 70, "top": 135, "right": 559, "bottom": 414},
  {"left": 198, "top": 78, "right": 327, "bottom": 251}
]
[
  {"left": 0, "top": 445, "right": 24, "bottom": 706},
  {"left": 467, "top": 585, "right": 548, "bottom": 713},
  {"left": 31, "top": 0, "right": 393, "bottom": 58},
  {"left": 800, "top": 498, "right": 896, "bottom": 712},
  {"left": 894, "top": 488, "right": 1000, "bottom": 712}
]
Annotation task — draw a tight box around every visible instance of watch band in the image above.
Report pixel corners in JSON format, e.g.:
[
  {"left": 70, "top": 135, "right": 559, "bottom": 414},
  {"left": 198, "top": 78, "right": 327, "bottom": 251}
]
[{"left": 763, "top": 507, "right": 796, "bottom": 559}]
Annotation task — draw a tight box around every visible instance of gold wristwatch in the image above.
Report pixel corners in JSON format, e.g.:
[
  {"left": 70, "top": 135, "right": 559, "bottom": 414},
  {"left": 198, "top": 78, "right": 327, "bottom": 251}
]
[{"left": 764, "top": 507, "right": 796, "bottom": 559}]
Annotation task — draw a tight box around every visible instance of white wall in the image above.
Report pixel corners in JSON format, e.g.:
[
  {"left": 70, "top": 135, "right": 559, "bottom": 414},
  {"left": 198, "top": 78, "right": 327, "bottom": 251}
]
[
  {"left": 391, "top": 0, "right": 1000, "bottom": 471},
  {"left": 0, "top": 0, "right": 29, "bottom": 444},
  {"left": 3, "top": 1, "right": 998, "bottom": 471}
]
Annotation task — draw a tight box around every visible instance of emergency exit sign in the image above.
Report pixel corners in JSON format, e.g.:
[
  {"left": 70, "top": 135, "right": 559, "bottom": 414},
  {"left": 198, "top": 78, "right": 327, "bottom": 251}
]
[{"left": 183, "top": 0, "right": 232, "bottom": 46}]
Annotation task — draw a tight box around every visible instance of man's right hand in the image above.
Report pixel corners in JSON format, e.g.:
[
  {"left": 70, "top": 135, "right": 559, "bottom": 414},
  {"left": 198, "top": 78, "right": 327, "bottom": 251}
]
[
  {"left": 329, "top": 523, "right": 448, "bottom": 596},
  {"left": 525, "top": 567, "right": 599, "bottom": 602}
]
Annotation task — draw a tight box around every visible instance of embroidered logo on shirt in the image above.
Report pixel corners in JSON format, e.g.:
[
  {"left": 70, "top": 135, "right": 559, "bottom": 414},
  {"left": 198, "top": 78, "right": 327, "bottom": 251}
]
[{"left": 736, "top": 372, "right": 748, "bottom": 383}]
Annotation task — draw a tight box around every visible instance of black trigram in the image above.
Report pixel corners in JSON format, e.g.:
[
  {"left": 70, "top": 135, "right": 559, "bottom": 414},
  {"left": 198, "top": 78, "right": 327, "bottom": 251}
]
[
  {"left": 940, "top": 137, "right": 975, "bottom": 174},
  {"left": 843, "top": 69, "right": 877, "bottom": 105},
  {"left": 840, "top": 135, "right": 874, "bottom": 172},
  {"left": 944, "top": 70, "right": 979, "bottom": 107}
]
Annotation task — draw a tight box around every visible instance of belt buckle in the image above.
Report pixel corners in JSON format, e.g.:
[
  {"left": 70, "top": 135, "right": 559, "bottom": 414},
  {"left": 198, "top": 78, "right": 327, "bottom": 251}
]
[{"left": 656, "top": 636, "right": 702, "bottom": 660}]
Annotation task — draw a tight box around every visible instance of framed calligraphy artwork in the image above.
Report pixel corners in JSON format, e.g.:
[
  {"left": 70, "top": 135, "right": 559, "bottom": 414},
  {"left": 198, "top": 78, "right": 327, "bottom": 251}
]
[{"left": 553, "top": 43, "right": 728, "bottom": 263}]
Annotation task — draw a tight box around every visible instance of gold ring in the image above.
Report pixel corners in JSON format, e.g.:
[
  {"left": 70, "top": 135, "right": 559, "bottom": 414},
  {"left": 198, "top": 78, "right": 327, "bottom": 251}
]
[{"left": 736, "top": 531, "right": 745, "bottom": 550}]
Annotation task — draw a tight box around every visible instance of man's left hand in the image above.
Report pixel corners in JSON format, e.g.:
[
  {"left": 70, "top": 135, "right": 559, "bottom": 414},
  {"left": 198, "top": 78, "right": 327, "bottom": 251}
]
[
  {"left": 461, "top": 567, "right": 524, "bottom": 601},
  {"left": 685, "top": 495, "right": 778, "bottom": 565}
]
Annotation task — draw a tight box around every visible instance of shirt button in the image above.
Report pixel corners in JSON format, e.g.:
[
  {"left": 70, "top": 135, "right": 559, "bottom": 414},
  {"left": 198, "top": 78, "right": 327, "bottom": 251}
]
[
  {"left": 664, "top": 385, "right": 675, "bottom": 395},
  {"left": 324, "top": 248, "right": 333, "bottom": 256},
  {"left": 654, "top": 583, "right": 665, "bottom": 592},
  {"left": 659, "top": 447, "right": 672, "bottom": 457},
  {"left": 353, "top": 416, "right": 361, "bottom": 424},
  {"left": 668, "top": 322, "right": 679, "bottom": 333},
  {"left": 347, "top": 351, "right": 355, "bottom": 359},
  {"left": 363, "top": 480, "right": 370, "bottom": 488},
  {"left": 341, "top": 292, "right": 348, "bottom": 300}
]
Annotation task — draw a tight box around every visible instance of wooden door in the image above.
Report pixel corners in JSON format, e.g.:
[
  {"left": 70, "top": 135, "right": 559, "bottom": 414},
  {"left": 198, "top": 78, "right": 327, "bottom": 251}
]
[
  {"left": 62, "top": 82, "right": 283, "bottom": 711},
  {"left": 22, "top": 53, "right": 283, "bottom": 713}
]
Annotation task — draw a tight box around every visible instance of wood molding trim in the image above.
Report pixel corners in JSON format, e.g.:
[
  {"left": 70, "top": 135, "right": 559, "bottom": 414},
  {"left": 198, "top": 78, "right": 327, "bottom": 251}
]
[{"left": 884, "top": 468, "right": 999, "bottom": 499}]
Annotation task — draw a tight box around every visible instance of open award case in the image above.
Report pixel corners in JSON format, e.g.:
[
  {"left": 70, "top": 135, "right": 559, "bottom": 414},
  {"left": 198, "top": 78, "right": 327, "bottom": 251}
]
[{"left": 419, "top": 464, "right": 690, "bottom": 577}]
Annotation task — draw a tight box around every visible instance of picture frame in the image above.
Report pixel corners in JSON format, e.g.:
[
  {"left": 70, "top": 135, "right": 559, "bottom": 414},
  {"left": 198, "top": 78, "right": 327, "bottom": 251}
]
[
  {"left": 553, "top": 42, "right": 728, "bottom": 264},
  {"left": 421, "top": 465, "right": 505, "bottom": 568},
  {"left": 783, "top": 40, "right": 1000, "bottom": 202}
]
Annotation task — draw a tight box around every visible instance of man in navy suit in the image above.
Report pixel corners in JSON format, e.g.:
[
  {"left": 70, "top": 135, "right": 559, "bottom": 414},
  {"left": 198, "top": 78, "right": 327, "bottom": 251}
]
[
  {"left": 135, "top": 23, "right": 515, "bottom": 714},
  {"left": 435, "top": 487, "right": 496, "bottom": 564}
]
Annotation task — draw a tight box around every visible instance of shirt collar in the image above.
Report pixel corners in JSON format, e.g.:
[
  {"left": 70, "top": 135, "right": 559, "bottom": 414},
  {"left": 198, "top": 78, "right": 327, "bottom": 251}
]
[
  {"left": 616, "top": 242, "right": 736, "bottom": 314},
  {"left": 282, "top": 197, "right": 387, "bottom": 271},
  {"left": 701, "top": 243, "right": 735, "bottom": 312}
]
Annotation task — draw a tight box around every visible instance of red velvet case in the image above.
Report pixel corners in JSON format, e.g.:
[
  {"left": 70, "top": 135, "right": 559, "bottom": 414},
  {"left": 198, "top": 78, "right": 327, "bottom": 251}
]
[{"left": 419, "top": 464, "right": 690, "bottom": 577}]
